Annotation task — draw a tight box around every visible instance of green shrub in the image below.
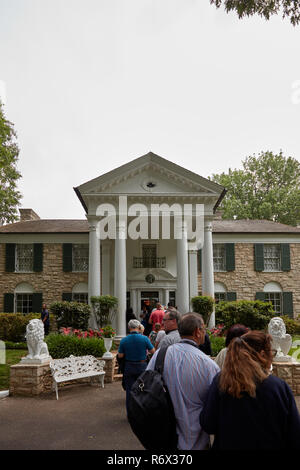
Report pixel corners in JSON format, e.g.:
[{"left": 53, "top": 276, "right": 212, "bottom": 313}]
[
  {"left": 209, "top": 335, "right": 226, "bottom": 356},
  {"left": 191, "top": 296, "right": 215, "bottom": 325},
  {"left": 90, "top": 295, "right": 118, "bottom": 328},
  {"left": 5, "top": 341, "right": 27, "bottom": 349},
  {"left": 215, "top": 300, "right": 275, "bottom": 330},
  {"left": 281, "top": 316, "right": 300, "bottom": 335},
  {"left": 45, "top": 333, "right": 106, "bottom": 359},
  {"left": 50, "top": 301, "right": 91, "bottom": 330},
  {"left": 0, "top": 313, "right": 42, "bottom": 342}
]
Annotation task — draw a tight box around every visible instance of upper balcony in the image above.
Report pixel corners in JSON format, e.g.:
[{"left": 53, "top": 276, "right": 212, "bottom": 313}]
[{"left": 133, "top": 257, "right": 166, "bottom": 269}]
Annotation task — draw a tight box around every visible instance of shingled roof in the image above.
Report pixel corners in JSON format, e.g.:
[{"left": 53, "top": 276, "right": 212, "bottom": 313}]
[
  {"left": 0, "top": 219, "right": 89, "bottom": 233},
  {"left": 0, "top": 218, "right": 299, "bottom": 234}
]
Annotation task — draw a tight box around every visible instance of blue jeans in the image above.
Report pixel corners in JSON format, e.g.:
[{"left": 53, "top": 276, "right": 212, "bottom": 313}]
[{"left": 124, "top": 361, "right": 147, "bottom": 415}]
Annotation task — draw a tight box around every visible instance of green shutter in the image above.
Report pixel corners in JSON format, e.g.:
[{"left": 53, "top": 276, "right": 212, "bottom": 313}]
[
  {"left": 63, "top": 244, "right": 73, "bottom": 272},
  {"left": 225, "top": 244, "right": 235, "bottom": 271},
  {"left": 254, "top": 244, "right": 264, "bottom": 271},
  {"left": 198, "top": 249, "right": 202, "bottom": 273},
  {"left": 62, "top": 293, "right": 72, "bottom": 301},
  {"left": 4, "top": 293, "right": 14, "bottom": 312},
  {"left": 33, "top": 244, "right": 43, "bottom": 272},
  {"left": 281, "top": 244, "right": 291, "bottom": 271},
  {"left": 255, "top": 292, "right": 265, "bottom": 301},
  {"left": 226, "top": 292, "right": 237, "bottom": 301},
  {"left": 32, "top": 293, "right": 43, "bottom": 313},
  {"left": 5, "top": 244, "right": 16, "bottom": 272},
  {"left": 282, "top": 292, "right": 293, "bottom": 318}
]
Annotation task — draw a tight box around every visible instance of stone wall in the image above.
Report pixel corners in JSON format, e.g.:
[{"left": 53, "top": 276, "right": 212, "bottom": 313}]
[
  {"left": 272, "top": 361, "right": 300, "bottom": 396},
  {"left": 198, "top": 243, "right": 300, "bottom": 318},
  {"left": 10, "top": 361, "right": 53, "bottom": 396},
  {"left": 9, "top": 355, "right": 117, "bottom": 397},
  {"left": 0, "top": 243, "right": 88, "bottom": 311}
]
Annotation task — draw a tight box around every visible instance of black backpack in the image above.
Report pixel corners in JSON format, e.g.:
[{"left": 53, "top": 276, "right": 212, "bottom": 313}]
[{"left": 127, "top": 346, "right": 178, "bottom": 451}]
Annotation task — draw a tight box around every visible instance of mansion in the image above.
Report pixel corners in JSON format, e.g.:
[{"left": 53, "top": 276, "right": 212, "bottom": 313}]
[{"left": 0, "top": 152, "right": 299, "bottom": 336}]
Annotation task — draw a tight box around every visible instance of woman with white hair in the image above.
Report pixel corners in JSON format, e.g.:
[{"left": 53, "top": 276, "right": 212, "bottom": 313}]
[{"left": 118, "top": 319, "right": 155, "bottom": 415}]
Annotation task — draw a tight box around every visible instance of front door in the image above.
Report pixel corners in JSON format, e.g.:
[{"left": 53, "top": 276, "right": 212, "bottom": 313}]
[{"left": 140, "top": 291, "right": 159, "bottom": 310}]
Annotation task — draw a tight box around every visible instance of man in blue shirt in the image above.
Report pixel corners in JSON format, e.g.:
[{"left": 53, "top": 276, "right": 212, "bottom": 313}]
[
  {"left": 41, "top": 303, "right": 50, "bottom": 336},
  {"left": 118, "top": 319, "right": 154, "bottom": 415}
]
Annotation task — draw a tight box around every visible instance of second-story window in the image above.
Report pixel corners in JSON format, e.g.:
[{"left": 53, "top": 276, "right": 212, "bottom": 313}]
[
  {"left": 264, "top": 244, "right": 281, "bottom": 271},
  {"left": 15, "top": 244, "right": 34, "bottom": 272},
  {"left": 213, "top": 244, "right": 226, "bottom": 272},
  {"left": 142, "top": 244, "right": 157, "bottom": 268},
  {"left": 72, "top": 244, "right": 89, "bottom": 272}
]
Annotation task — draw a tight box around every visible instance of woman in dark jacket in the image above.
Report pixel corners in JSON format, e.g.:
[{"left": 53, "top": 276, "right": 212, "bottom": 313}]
[{"left": 200, "top": 331, "right": 300, "bottom": 450}]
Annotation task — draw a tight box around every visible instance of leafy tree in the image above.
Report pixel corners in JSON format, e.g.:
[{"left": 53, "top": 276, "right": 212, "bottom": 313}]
[
  {"left": 211, "top": 151, "right": 300, "bottom": 226},
  {"left": 210, "top": 0, "right": 300, "bottom": 26},
  {"left": 0, "top": 101, "right": 22, "bottom": 224}
]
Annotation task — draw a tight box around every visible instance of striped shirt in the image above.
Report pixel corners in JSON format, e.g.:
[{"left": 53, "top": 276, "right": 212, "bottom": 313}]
[{"left": 147, "top": 339, "right": 220, "bottom": 450}]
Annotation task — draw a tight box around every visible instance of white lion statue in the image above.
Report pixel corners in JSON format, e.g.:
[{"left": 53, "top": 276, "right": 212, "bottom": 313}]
[
  {"left": 22, "top": 319, "right": 50, "bottom": 362},
  {"left": 268, "top": 317, "right": 292, "bottom": 362}
]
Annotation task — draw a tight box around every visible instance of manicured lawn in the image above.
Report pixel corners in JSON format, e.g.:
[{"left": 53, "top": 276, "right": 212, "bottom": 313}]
[
  {"left": 0, "top": 349, "right": 27, "bottom": 390},
  {"left": 289, "top": 335, "right": 300, "bottom": 361}
]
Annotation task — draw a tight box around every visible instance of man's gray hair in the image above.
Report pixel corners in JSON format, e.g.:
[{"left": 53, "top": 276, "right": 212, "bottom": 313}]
[
  {"left": 178, "top": 313, "right": 205, "bottom": 337},
  {"left": 128, "top": 319, "right": 141, "bottom": 330},
  {"left": 165, "top": 308, "right": 181, "bottom": 325}
]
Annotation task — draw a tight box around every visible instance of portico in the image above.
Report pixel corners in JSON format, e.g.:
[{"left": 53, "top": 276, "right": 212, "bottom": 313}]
[{"left": 75, "top": 152, "right": 225, "bottom": 336}]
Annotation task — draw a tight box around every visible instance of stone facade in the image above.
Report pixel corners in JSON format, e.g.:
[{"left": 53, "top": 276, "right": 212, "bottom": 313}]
[
  {"left": 0, "top": 243, "right": 88, "bottom": 311},
  {"left": 198, "top": 243, "right": 300, "bottom": 318},
  {"left": 272, "top": 362, "right": 300, "bottom": 396}
]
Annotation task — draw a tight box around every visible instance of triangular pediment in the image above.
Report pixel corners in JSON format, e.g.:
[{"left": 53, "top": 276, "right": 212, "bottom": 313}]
[{"left": 75, "top": 152, "right": 224, "bottom": 197}]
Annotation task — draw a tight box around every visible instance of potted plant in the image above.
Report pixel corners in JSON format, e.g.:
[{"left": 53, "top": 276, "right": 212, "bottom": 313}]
[{"left": 100, "top": 325, "right": 116, "bottom": 358}]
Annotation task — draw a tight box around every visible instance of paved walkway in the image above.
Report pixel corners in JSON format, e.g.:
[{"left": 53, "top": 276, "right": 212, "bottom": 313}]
[
  {"left": 0, "top": 381, "right": 143, "bottom": 450},
  {"left": 0, "top": 382, "right": 299, "bottom": 450}
]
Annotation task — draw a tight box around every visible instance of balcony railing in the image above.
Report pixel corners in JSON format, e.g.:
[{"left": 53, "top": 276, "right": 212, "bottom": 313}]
[{"left": 133, "top": 257, "right": 166, "bottom": 268}]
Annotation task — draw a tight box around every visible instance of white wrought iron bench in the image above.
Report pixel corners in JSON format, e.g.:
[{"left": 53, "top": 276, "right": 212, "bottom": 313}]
[{"left": 50, "top": 355, "right": 106, "bottom": 400}]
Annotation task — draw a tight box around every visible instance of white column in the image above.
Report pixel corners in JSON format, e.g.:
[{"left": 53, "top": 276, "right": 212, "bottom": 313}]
[
  {"left": 88, "top": 219, "right": 100, "bottom": 329},
  {"left": 189, "top": 250, "right": 198, "bottom": 309},
  {"left": 102, "top": 242, "right": 111, "bottom": 295},
  {"left": 130, "top": 288, "right": 138, "bottom": 317},
  {"left": 163, "top": 289, "right": 169, "bottom": 308},
  {"left": 202, "top": 220, "right": 215, "bottom": 328},
  {"left": 176, "top": 221, "right": 190, "bottom": 314},
  {"left": 114, "top": 222, "right": 127, "bottom": 339}
]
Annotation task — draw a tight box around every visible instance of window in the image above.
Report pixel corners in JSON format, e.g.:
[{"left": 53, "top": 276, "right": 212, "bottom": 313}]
[
  {"left": 263, "top": 244, "right": 281, "bottom": 271},
  {"left": 142, "top": 244, "right": 157, "bottom": 268},
  {"left": 72, "top": 244, "right": 89, "bottom": 272},
  {"left": 72, "top": 283, "right": 88, "bottom": 304},
  {"left": 169, "top": 291, "right": 176, "bottom": 307},
  {"left": 214, "top": 281, "right": 227, "bottom": 303},
  {"left": 72, "top": 293, "right": 88, "bottom": 304},
  {"left": 263, "top": 282, "right": 282, "bottom": 314},
  {"left": 15, "top": 293, "right": 33, "bottom": 314},
  {"left": 215, "top": 292, "right": 226, "bottom": 303},
  {"left": 15, "top": 244, "right": 34, "bottom": 272},
  {"left": 213, "top": 244, "right": 226, "bottom": 272},
  {"left": 14, "top": 282, "right": 35, "bottom": 314},
  {"left": 264, "top": 292, "right": 282, "bottom": 314}
]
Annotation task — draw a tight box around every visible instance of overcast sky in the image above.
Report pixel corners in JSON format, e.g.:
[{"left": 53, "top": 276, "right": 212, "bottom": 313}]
[{"left": 0, "top": 0, "right": 300, "bottom": 220}]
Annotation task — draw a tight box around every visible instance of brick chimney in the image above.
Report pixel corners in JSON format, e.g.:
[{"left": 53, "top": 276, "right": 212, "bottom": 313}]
[{"left": 19, "top": 209, "right": 40, "bottom": 222}]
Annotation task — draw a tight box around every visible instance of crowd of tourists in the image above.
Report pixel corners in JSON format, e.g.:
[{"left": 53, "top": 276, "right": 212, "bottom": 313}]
[{"left": 118, "top": 302, "right": 300, "bottom": 450}]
